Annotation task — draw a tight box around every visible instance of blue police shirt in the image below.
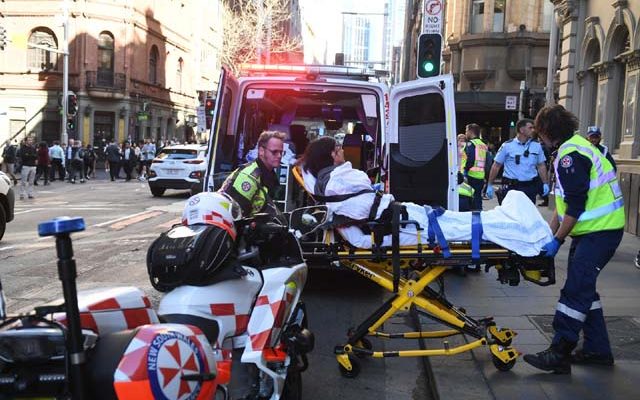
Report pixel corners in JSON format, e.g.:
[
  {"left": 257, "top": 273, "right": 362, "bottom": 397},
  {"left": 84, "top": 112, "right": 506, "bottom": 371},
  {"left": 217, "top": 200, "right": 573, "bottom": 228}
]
[
  {"left": 556, "top": 150, "right": 589, "bottom": 219},
  {"left": 494, "top": 138, "right": 546, "bottom": 181}
]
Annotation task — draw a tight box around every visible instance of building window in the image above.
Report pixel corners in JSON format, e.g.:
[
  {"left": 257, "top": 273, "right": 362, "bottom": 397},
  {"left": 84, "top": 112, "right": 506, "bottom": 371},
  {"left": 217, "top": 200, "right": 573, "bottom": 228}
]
[
  {"left": 470, "top": 0, "right": 484, "bottom": 33},
  {"left": 541, "top": 1, "right": 555, "bottom": 32},
  {"left": 27, "top": 28, "right": 58, "bottom": 71},
  {"left": 97, "top": 32, "right": 114, "bottom": 86},
  {"left": 177, "top": 58, "right": 184, "bottom": 93},
  {"left": 493, "top": 0, "right": 505, "bottom": 32},
  {"left": 149, "top": 45, "right": 159, "bottom": 84}
]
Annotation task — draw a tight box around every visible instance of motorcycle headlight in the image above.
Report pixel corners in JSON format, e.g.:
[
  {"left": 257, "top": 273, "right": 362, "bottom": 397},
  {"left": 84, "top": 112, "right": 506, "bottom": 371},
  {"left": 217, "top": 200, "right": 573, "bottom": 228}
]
[{"left": 0, "top": 328, "right": 66, "bottom": 363}]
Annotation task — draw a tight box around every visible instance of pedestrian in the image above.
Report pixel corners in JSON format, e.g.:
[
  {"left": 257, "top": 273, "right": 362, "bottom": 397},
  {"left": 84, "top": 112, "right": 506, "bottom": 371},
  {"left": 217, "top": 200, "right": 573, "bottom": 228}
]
[
  {"left": 522, "top": 105, "right": 624, "bottom": 374},
  {"left": 1, "top": 139, "right": 18, "bottom": 184},
  {"left": 462, "top": 123, "right": 487, "bottom": 210},
  {"left": 16, "top": 136, "right": 37, "bottom": 199},
  {"left": 105, "top": 140, "right": 122, "bottom": 181},
  {"left": 140, "top": 138, "right": 156, "bottom": 181},
  {"left": 34, "top": 141, "right": 50, "bottom": 186},
  {"left": 486, "top": 119, "right": 550, "bottom": 204},
  {"left": 48, "top": 140, "right": 65, "bottom": 181},
  {"left": 586, "top": 126, "right": 616, "bottom": 172},
  {"left": 69, "top": 140, "right": 86, "bottom": 183},
  {"left": 83, "top": 143, "right": 96, "bottom": 180},
  {"left": 121, "top": 141, "right": 136, "bottom": 181},
  {"left": 64, "top": 139, "right": 74, "bottom": 182}
]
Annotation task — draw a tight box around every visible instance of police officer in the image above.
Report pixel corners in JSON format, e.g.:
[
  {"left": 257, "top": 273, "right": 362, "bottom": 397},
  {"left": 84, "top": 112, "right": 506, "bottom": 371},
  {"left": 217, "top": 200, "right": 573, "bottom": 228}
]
[
  {"left": 486, "top": 119, "right": 549, "bottom": 203},
  {"left": 586, "top": 126, "right": 616, "bottom": 172},
  {"left": 463, "top": 123, "right": 487, "bottom": 210},
  {"left": 219, "top": 130, "right": 285, "bottom": 218},
  {"left": 523, "top": 105, "right": 624, "bottom": 374}
]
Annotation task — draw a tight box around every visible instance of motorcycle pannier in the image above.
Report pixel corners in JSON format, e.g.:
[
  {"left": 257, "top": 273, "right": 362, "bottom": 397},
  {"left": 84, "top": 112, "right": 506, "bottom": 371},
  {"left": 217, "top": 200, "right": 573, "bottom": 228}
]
[{"left": 147, "top": 224, "right": 234, "bottom": 292}]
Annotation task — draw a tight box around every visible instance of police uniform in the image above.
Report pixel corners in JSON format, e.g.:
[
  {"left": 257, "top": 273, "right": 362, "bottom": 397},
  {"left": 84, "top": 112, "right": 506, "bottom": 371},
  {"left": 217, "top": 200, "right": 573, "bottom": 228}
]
[
  {"left": 494, "top": 138, "right": 545, "bottom": 203},
  {"left": 464, "top": 138, "right": 487, "bottom": 210},
  {"left": 551, "top": 134, "right": 624, "bottom": 359},
  {"left": 219, "top": 159, "right": 279, "bottom": 218}
]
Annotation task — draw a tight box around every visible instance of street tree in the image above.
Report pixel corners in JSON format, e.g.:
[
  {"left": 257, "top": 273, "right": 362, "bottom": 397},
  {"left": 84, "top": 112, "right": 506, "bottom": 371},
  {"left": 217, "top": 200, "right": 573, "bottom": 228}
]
[{"left": 221, "top": 0, "right": 302, "bottom": 75}]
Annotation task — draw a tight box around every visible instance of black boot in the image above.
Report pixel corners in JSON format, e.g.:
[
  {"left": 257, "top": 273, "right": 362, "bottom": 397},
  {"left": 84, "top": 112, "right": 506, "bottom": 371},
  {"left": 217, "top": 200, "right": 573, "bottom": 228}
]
[{"left": 523, "top": 338, "right": 575, "bottom": 374}]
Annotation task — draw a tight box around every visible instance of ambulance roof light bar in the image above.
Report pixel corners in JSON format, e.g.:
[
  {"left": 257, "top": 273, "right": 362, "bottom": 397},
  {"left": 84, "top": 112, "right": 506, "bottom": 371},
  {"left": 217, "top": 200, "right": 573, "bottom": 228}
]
[{"left": 239, "top": 63, "right": 377, "bottom": 79}]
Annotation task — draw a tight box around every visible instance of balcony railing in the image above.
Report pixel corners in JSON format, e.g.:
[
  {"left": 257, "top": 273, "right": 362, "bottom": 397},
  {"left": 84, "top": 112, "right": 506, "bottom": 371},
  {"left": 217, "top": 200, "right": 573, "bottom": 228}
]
[{"left": 86, "top": 70, "right": 126, "bottom": 91}]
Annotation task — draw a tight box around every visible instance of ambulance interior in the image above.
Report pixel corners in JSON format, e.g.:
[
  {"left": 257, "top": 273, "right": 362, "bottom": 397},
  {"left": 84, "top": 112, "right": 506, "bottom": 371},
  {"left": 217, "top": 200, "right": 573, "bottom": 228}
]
[{"left": 225, "top": 85, "right": 383, "bottom": 174}]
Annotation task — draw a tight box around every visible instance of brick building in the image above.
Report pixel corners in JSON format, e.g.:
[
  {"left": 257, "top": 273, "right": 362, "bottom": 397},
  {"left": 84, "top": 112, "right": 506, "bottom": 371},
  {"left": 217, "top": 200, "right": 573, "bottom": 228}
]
[{"left": 0, "top": 0, "right": 223, "bottom": 147}]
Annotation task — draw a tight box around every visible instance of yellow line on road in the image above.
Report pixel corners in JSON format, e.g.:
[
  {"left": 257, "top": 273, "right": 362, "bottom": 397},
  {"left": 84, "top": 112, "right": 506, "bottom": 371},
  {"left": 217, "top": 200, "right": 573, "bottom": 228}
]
[{"left": 108, "top": 210, "right": 165, "bottom": 230}]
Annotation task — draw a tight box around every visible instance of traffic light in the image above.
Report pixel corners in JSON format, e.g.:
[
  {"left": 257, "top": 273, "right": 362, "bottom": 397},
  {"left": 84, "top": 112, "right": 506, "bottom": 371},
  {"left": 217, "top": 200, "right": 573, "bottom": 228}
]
[
  {"left": 529, "top": 95, "right": 545, "bottom": 119},
  {"left": 0, "top": 26, "right": 6, "bottom": 51},
  {"left": 67, "top": 116, "right": 76, "bottom": 132},
  {"left": 67, "top": 92, "right": 78, "bottom": 116},
  {"left": 205, "top": 97, "right": 215, "bottom": 129},
  {"left": 416, "top": 33, "right": 442, "bottom": 78}
]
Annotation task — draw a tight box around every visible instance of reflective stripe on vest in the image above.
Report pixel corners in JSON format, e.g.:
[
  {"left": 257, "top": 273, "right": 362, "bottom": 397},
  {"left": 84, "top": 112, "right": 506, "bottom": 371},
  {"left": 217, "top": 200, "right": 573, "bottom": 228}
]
[
  {"left": 468, "top": 138, "right": 487, "bottom": 179},
  {"left": 553, "top": 134, "right": 624, "bottom": 235},
  {"left": 459, "top": 182, "right": 474, "bottom": 198},
  {"left": 459, "top": 147, "right": 467, "bottom": 173}
]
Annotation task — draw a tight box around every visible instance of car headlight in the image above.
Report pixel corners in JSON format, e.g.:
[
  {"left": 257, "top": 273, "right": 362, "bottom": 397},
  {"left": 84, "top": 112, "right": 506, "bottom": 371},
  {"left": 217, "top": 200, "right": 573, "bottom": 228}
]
[{"left": 0, "top": 328, "right": 66, "bottom": 363}]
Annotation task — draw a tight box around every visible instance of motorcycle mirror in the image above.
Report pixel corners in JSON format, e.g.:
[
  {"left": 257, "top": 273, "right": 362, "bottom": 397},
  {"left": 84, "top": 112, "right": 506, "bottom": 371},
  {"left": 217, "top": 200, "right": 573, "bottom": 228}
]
[{"left": 289, "top": 205, "right": 328, "bottom": 235}]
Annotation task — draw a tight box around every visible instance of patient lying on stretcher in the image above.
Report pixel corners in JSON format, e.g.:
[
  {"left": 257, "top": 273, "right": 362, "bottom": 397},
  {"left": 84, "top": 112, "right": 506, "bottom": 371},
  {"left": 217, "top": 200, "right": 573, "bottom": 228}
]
[{"left": 299, "top": 137, "right": 553, "bottom": 257}]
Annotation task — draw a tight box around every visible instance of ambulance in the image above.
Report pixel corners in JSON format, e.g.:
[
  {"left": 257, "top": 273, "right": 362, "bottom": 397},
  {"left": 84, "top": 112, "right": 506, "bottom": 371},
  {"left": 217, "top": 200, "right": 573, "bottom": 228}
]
[{"left": 203, "top": 64, "right": 459, "bottom": 211}]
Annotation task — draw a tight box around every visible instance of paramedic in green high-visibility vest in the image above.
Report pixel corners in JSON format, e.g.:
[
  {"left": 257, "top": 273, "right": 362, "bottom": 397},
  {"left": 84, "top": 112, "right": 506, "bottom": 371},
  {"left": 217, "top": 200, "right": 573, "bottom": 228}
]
[
  {"left": 523, "top": 105, "right": 624, "bottom": 375},
  {"left": 219, "top": 131, "right": 285, "bottom": 218},
  {"left": 463, "top": 123, "right": 488, "bottom": 210},
  {"left": 457, "top": 172, "right": 474, "bottom": 212}
]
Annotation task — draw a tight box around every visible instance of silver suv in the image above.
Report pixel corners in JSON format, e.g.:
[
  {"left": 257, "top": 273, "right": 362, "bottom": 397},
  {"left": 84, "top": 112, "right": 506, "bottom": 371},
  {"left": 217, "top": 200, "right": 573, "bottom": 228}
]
[
  {"left": 147, "top": 144, "right": 207, "bottom": 197},
  {"left": 0, "top": 171, "right": 15, "bottom": 241}
]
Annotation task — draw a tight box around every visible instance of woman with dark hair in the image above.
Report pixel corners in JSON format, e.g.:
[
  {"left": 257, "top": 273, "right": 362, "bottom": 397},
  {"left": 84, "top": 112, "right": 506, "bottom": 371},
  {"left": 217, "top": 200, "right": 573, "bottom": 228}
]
[
  {"left": 523, "top": 105, "right": 624, "bottom": 374},
  {"left": 299, "top": 136, "right": 553, "bottom": 255},
  {"left": 34, "top": 141, "right": 50, "bottom": 186}
]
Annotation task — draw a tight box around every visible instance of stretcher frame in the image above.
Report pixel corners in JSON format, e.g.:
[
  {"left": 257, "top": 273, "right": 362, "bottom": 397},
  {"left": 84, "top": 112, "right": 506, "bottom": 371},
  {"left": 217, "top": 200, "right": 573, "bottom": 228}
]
[{"left": 291, "top": 165, "right": 555, "bottom": 377}]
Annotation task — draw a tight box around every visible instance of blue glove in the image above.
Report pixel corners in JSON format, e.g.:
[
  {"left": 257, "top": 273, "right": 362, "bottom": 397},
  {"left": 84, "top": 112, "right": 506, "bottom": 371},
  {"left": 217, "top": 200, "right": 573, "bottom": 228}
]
[
  {"left": 371, "top": 182, "right": 383, "bottom": 191},
  {"left": 486, "top": 185, "right": 494, "bottom": 199},
  {"left": 542, "top": 183, "right": 550, "bottom": 197},
  {"left": 542, "top": 237, "right": 562, "bottom": 257}
]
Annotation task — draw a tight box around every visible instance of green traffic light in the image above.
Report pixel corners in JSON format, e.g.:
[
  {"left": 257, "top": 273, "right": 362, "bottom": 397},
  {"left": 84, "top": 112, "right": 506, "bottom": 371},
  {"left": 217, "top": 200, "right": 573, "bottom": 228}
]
[{"left": 423, "top": 61, "right": 435, "bottom": 73}]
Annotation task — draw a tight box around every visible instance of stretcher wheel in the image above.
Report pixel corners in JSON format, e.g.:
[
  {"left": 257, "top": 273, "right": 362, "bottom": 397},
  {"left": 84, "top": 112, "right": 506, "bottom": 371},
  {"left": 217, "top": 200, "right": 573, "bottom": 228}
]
[
  {"left": 492, "top": 354, "right": 516, "bottom": 372},
  {"left": 354, "top": 337, "right": 373, "bottom": 358},
  {"left": 338, "top": 355, "right": 361, "bottom": 378}
]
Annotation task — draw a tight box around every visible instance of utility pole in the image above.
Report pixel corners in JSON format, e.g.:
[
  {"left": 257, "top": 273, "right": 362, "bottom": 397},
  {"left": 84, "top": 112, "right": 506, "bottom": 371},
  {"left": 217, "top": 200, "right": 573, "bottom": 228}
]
[{"left": 61, "top": 0, "right": 69, "bottom": 144}]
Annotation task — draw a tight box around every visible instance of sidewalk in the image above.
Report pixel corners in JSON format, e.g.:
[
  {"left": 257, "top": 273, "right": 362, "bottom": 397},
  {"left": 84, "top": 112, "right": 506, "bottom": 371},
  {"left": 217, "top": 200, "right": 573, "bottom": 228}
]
[{"left": 425, "top": 198, "right": 640, "bottom": 400}]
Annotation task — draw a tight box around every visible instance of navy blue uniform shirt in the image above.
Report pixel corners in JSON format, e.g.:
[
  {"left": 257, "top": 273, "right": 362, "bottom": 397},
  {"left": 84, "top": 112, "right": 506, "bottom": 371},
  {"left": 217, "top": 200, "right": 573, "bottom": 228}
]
[
  {"left": 595, "top": 144, "right": 617, "bottom": 172},
  {"left": 464, "top": 141, "right": 476, "bottom": 172},
  {"left": 556, "top": 150, "right": 590, "bottom": 219}
]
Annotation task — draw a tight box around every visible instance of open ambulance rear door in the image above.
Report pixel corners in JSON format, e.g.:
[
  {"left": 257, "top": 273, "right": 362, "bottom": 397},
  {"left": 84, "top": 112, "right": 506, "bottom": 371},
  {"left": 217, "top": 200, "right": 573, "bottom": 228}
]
[
  {"left": 204, "top": 66, "right": 239, "bottom": 192},
  {"left": 387, "top": 75, "right": 458, "bottom": 210}
]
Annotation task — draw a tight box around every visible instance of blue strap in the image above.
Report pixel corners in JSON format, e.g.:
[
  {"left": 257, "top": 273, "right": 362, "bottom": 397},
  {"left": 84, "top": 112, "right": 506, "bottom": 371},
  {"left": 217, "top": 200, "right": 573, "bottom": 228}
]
[
  {"left": 426, "top": 207, "right": 451, "bottom": 258},
  {"left": 471, "top": 211, "right": 483, "bottom": 260}
]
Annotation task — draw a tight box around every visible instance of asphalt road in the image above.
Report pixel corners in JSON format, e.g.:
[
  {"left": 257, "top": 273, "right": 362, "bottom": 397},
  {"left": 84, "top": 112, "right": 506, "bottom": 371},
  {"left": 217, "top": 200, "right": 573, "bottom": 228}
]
[{"left": 0, "top": 176, "right": 428, "bottom": 399}]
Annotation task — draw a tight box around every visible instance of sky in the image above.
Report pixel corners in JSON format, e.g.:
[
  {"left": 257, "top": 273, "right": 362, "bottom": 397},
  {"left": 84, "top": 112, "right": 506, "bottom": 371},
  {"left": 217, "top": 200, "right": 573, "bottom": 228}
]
[{"left": 299, "top": 0, "right": 389, "bottom": 65}]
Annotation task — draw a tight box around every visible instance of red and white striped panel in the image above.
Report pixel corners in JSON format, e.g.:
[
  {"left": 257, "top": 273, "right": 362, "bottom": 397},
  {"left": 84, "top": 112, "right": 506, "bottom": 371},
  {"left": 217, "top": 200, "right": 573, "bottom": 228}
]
[
  {"left": 245, "top": 287, "right": 296, "bottom": 353},
  {"left": 209, "top": 303, "right": 251, "bottom": 339}
]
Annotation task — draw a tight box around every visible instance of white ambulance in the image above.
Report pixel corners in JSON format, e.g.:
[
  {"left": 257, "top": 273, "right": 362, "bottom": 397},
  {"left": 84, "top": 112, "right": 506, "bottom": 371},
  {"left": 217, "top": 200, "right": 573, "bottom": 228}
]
[{"left": 203, "top": 64, "right": 459, "bottom": 211}]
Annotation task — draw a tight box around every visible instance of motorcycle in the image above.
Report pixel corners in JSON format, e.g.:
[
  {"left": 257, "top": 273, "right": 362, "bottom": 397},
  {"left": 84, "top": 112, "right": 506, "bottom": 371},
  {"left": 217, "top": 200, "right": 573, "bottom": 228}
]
[{"left": 0, "top": 205, "right": 323, "bottom": 399}]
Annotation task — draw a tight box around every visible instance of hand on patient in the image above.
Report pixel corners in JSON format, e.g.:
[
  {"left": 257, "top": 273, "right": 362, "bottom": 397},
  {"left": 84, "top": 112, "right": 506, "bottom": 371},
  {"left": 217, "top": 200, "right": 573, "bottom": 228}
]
[
  {"left": 486, "top": 185, "right": 494, "bottom": 199},
  {"left": 541, "top": 237, "right": 562, "bottom": 257},
  {"left": 542, "top": 183, "right": 550, "bottom": 197}
]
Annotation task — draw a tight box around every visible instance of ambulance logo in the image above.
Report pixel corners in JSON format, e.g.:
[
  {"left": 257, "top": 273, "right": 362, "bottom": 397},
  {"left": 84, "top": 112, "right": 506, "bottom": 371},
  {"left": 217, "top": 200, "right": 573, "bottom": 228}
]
[
  {"left": 147, "top": 332, "right": 204, "bottom": 400},
  {"left": 560, "top": 155, "right": 573, "bottom": 168},
  {"left": 242, "top": 181, "right": 252, "bottom": 192}
]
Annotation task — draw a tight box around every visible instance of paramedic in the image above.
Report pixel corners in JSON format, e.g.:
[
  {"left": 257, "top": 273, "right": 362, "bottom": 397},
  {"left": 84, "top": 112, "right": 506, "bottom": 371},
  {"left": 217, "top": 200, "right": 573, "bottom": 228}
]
[
  {"left": 219, "top": 131, "right": 284, "bottom": 218},
  {"left": 486, "top": 119, "right": 549, "bottom": 204},
  {"left": 463, "top": 123, "right": 487, "bottom": 210},
  {"left": 523, "top": 105, "right": 624, "bottom": 374}
]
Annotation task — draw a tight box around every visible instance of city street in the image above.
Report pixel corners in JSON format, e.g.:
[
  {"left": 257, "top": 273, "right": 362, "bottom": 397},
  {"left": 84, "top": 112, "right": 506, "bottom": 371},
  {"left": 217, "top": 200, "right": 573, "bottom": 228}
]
[{"left": 0, "top": 174, "right": 428, "bottom": 400}]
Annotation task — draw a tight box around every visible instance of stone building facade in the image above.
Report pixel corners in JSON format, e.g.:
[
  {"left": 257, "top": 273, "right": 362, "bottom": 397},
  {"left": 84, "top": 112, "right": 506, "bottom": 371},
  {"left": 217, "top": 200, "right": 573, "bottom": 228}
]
[
  {"left": 0, "top": 0, "right": 223, "bottom": 147},
  {"left": 552, "top": 0, "right": 640, "bottom": 234}
]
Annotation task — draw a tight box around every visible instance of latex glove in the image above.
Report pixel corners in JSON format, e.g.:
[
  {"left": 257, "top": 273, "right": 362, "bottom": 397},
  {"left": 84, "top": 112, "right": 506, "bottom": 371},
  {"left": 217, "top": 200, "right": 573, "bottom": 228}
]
[
  {"left": 542, "top": 183, "right": 550, "bottom": 197},
  {"left": 486, "top": 185, "right": 494, "bottom": 199},
  {"left": 541, "top": 237, "right": 562, "bottom": 258},
  {"left": 371, "top": 182, "right": 383, "bottom": 191}
]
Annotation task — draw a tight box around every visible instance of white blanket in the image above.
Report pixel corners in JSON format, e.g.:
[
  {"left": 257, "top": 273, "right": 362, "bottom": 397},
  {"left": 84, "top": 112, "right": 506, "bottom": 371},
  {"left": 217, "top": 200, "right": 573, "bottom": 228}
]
[{"left": 337, "top": 190, "right": 553, "bottom": 257}]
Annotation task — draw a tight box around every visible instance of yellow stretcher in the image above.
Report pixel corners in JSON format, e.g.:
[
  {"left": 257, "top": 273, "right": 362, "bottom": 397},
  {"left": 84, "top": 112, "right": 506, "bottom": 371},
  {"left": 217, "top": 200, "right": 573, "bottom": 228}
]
[{"left": 291, "top": 166, "right": 556, "bottom": 377}]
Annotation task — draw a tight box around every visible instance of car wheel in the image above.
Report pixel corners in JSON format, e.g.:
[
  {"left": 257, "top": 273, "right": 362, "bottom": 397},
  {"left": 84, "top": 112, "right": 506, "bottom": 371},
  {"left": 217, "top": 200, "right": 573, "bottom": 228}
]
[
  {"left": 150, "top": 187, "right": 166, "bottom": 197},
  {"left": 0, "top": 205, "right": 6, "bottom": 241}
]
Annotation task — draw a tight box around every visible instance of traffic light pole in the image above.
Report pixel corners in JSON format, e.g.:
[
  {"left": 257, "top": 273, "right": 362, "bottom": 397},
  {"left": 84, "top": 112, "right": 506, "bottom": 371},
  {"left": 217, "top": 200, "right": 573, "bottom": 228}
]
[{"left": 61, "top": 0, "right": 69, "bottom": 144}]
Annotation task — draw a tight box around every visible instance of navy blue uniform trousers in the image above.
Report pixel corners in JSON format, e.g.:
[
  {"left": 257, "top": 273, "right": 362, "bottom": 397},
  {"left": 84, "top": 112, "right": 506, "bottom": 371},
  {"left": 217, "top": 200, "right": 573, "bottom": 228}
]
[
  {"left": 552, "top": 229, "right": 623, "bottom": 354},
  {"left": 467, "top": 176, "right": 484, "bottom": 210}
]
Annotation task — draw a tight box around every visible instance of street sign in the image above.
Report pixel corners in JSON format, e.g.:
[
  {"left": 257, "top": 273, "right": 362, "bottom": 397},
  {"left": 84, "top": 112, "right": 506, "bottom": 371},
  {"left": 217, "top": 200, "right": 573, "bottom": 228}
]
[
  {"left": 196, "top": 106, "right": 205, "bottom": 131},
  {"left": 422, "top": 0, "right": 443, "bottom": 34},
  {"left": 505, "top": 95, "right": 518, "bottom": 111},
  {"left": 137, "top": 112, "right": 149, "bottom": 121}
]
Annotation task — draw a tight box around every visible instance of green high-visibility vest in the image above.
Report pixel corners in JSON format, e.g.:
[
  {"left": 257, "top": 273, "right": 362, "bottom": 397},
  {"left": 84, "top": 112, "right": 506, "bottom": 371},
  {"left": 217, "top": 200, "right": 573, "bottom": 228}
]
[
  {"left": 554, "top": 134, "right": 624, "bottom": 236},
  {"left": 468, "top": 138, "right": 487, "bottom": 179},
  {"left": 458, "top": 182, "right": 474, "bottom": 198}
]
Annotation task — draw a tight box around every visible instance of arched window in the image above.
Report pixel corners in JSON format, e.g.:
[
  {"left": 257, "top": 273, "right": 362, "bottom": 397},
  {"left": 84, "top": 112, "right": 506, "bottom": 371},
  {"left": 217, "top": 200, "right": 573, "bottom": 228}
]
[
  {"left": 583, "top": 39, "right": 600, "bottom": 129},
  {"left": 27, "top": 28, "right": 58, "bottom": 70},
  {"left": 97, "top": 32, "right": 114, "bottom": 85},
  {"left": 177, "top": 58, "right": 184, "bottom": 93},
  {"left": 149, "top": 45, "right": 159, "bottom": 84},
  {"left": 610, "top": 26, "right": 630, "bottom": 149}
]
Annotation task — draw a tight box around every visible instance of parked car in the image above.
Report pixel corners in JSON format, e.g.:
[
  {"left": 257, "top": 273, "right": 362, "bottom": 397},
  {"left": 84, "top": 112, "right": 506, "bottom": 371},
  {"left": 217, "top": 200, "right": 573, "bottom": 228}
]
[
  {"left": 147, "top": 144, "right": 207, "bottom": 197},
  {"left": 0, "top": 171, "right": 15, "bottom": 241}
]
